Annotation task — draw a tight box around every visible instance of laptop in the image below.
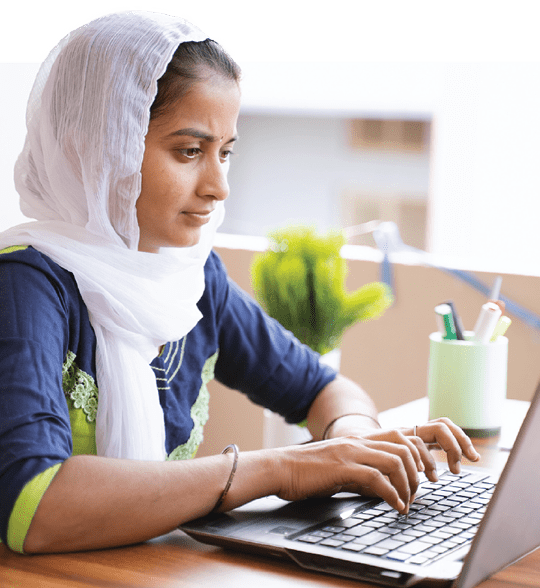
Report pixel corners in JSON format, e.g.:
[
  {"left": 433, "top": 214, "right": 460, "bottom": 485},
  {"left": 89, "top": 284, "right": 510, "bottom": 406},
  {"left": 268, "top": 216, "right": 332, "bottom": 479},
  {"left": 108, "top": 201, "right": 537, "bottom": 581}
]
[{"left": 181, "top": 381, "right": 540, "bottom": 588}]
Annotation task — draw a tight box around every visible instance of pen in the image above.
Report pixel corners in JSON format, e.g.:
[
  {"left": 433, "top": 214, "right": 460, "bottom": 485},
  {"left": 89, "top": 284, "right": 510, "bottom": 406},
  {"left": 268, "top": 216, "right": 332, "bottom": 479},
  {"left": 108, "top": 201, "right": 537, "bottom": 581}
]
[
  {"left": 435, "top": 303, "right": 457, "bottom": 340},
  {"left": 489, "top": 276, "right": 502, "bottom": 301},
  {"left": 488, "top": 276, "right": 505, "bottom": 314},
  {"left": 490, "top": 316, "right": 512, "bottom": 341},
  {"left": 443, "top": 300, "right": 464, "bottom": 340},
  {"left": 472, "top": 301, "right": 502, "bottom": 343}
]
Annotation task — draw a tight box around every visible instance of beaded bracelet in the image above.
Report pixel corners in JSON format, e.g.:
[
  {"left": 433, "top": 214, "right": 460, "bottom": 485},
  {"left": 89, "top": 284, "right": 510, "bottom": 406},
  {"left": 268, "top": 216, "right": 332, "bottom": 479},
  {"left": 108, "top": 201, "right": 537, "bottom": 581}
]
[
  {"left": 213, "top": 444, "right": 239, "bottom": 511},
  {"left": 322, "top": 413, "right": 381, "bottom": 440}
]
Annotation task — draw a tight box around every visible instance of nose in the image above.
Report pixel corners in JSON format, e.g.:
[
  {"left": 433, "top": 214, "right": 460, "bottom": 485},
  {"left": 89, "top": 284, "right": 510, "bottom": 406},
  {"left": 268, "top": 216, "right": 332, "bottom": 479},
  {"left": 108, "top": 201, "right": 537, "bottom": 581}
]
[{"left": 198, "top": 156, "right": 230, "bottom": 202}]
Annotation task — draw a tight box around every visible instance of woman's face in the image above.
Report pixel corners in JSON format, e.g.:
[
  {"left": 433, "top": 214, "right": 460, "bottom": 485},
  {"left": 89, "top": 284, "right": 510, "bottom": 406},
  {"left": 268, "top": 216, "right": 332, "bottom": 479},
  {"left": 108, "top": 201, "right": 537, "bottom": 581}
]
[{"left": 136, "top": 75, "right": 241, "bottom": 253}]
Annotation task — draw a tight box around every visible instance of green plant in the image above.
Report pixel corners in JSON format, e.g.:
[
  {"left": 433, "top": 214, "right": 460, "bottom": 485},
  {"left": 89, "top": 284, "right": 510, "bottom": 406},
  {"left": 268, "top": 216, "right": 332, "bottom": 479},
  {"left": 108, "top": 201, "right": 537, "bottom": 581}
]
[{"left": 251, "top": 225, "right": 393, "bottom": 355}]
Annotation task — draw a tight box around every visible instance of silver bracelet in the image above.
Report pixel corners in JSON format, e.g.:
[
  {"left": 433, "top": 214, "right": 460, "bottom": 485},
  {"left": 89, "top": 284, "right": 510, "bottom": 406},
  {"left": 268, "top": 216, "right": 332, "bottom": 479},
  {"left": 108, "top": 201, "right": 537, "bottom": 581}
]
[
  {"left": 322, "top": 413, "right": 381, "bottom": 440},
  {"left": 213, "top": 444, "right": 239, "bottom": 511}
]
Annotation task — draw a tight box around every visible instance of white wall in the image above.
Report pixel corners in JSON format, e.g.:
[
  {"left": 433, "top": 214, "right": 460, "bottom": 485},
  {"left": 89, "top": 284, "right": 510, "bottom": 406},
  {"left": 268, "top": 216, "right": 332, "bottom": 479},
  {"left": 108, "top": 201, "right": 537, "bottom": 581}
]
[
  {"left": 0, "top": 63, "right": 38, "bottom": 230},
  {"left": 429, "top": 63, "right": 540, "bottom": 275}
]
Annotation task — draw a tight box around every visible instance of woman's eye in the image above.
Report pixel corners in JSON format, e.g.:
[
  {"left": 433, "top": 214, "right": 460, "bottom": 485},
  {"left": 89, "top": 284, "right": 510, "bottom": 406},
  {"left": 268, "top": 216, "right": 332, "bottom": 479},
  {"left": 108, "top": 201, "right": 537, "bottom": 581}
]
[
  {"left": 178, "top": 148, "right": 202, "bottom": 159},
  {"left": 220, "top": 149, "right": 235, "bottom": 162}
]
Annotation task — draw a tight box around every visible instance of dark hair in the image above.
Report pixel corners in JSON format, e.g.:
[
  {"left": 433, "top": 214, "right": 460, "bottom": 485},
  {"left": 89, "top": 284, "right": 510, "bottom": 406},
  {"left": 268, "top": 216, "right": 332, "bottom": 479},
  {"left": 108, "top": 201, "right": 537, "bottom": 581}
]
[{"left": 150, "top": 39, "right": 241, "bottom": 119}]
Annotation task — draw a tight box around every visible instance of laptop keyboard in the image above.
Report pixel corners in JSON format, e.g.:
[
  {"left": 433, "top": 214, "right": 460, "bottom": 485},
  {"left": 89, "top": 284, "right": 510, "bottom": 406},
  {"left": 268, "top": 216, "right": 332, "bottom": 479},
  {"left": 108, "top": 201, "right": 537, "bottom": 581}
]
[{"left": 293, "top": 470, "right": 495, "bottom": 566}]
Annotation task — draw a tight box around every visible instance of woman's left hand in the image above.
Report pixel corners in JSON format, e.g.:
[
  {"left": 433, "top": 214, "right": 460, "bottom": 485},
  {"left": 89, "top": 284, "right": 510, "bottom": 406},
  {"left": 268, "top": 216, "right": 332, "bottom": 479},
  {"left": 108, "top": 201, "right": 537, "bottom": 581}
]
[{"left": 328, "top": 416, "right": 481, "bottom": 485}]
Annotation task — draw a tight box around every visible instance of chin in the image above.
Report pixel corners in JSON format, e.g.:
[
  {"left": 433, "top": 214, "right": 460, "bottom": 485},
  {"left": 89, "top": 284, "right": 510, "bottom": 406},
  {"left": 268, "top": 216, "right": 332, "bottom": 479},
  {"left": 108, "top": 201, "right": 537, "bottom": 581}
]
[{"left": 172, "top": 231, "right": 203, "bottom": 249}]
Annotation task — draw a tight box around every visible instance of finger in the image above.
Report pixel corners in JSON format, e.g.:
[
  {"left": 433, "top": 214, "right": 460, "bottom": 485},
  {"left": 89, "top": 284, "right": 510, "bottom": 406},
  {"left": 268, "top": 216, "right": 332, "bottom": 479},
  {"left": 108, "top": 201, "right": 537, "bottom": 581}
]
[
  {"left": 351, "top": 465, "right": 407, "bottom": 514},
  {"left": 358, "top": 442, "right": 418, "bottom": 508},
  {"left": 408, "top": 435, "right": 438, "bottom": 482},
  {"left": 445, "top": 421, "right": 481, "bottom": 462},
  {"left": 421, "top": 419, "right": 479, "bottom": 473},
  {"left": 364, "top": 429, "right": 425, "bottom": 475}
]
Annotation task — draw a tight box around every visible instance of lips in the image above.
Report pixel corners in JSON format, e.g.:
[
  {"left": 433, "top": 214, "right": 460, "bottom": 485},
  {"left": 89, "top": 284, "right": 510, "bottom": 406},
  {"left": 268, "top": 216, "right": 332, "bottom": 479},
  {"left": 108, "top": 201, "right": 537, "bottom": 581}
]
[
  {"left": 181, "top": 209, "right": 214, "bottom": 225},
  {"left": 183, "top": 209, "right": 215, "bottom": 216}
]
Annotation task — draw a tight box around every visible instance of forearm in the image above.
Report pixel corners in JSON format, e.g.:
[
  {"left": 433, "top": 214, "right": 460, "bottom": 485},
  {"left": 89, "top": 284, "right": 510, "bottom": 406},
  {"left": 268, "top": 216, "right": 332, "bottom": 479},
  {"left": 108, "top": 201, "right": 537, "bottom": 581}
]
[
  {"left": 24, "top": 451, "right": 277, "bottom": 554},
  {"left": 306, "top": 374, "right": 380, "bottom": 440}
]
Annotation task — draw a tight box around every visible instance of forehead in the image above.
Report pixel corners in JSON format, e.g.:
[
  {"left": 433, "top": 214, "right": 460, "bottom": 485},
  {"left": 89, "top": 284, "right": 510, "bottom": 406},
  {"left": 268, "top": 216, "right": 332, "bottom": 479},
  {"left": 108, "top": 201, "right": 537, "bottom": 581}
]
[{"left": 147, "top": 77, "right": 241, "bottom": 139}]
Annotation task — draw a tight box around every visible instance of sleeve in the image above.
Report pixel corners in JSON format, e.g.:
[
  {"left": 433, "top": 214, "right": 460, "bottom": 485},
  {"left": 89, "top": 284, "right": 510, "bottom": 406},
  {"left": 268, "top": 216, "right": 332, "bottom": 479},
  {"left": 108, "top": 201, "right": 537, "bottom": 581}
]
[
  {"left": 210, "top": 252, "right": 337, "bottom": 424},
  {"left": 0, "top": 249, "right": 74, "bottom": 551}
]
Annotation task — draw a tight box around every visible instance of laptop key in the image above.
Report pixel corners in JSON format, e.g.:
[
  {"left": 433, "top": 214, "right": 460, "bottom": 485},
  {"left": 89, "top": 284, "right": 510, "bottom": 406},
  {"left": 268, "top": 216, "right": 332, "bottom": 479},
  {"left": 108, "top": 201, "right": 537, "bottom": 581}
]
[
  {"left": 338, "top": 518, "right": 364, "bottom": 528},
  {"left": 407, "top": 513, "right": 431, "bottom": 521},
  {"left": 430, "top": 531, "right": 453, "bottom": 540},
  {"left": 452, "top": 521, "right": 474, "bottom": 530},
  {"left": 377, "top": 538, "right": 406, "bottom": 550},
  {"left": 297, "top": 535, "right": 321, "bottom": 543},
  {"left": 322, "top": 526, "right": 347, "bottom": 533},
  {"left": 396, "top": 540, "right": 431, "bottom": 555},
  {"left": 418, "top": 535, "right": 444, "bottom": 545},
  {"left": 341, "top": 542, "right": 365, "bottom": 552},
  {"left": 378, "top": 526, "right": 401, "bottom": 535},
  {"left": 429, "top": 544, "right": 452, "bottom": 554},
  {"left": 423, "top": 520, "right": 446, "bottom": 528},
  {"left": 407, "top": 555, "right": 430, "bottom": 565},
  {"left": 403, "top": 529, "right": 428, "bottom": 537},
  {"left": 433, "top": 515, "right": 455, "bottom": 523},
  {"left": 362, "top": 546, "right": 390, "bottom": 556},
  {"left": 386, "top": 552, "right": 410, "bottom": 562},
  {"left": 333, "top": 533, "right": 356, "bottom": 542},
  {"left": 391, "top": 533, "right": 416, "bottom": 543},
  {"left": 320, "top": 538, "right": 345, "bottom": 547},
  {"left": 442, "top": 526, "right": 465, "bottom": 535},
  {"left": 353, "top": 531, "right": 390, "bottom": 545},
  {"left": 453, "top": 506, "right": 474, "bottom": 515},
  {"left": 342, "top": 526, "right": 374, "bottom": 537},
  {"left": 388, "top": 522, "right": 413, "bottom": 530},
  {"left": 363, "top": 520, "right": 386, "bottom": 528}
]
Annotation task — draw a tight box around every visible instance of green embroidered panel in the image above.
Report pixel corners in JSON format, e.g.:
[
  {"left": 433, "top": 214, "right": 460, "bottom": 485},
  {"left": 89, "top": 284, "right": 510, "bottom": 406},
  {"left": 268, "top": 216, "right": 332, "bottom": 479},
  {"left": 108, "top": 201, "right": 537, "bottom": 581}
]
[
  {"left": 166, "top": 350, "right": 218, "bottom": 461},
  {"left": 62, "top": 351, "right": 98, "bottom": 456},
  {"left": 63, "top": 350, "right": 98, "bottom": 422}
]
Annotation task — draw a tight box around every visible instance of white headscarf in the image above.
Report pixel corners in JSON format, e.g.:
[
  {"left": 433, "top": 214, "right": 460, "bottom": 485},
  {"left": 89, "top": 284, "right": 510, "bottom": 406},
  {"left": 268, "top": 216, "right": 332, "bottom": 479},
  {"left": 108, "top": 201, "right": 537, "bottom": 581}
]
[{"left": 0, "top": 11, "right": 226, "bottom": 460}]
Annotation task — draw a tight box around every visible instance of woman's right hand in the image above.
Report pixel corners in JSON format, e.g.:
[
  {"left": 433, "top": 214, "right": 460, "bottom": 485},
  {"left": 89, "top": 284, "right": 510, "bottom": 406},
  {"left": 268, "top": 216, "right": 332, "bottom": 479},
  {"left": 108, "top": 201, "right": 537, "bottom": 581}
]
[{"left": 270, "top": 434, "right": 426, "bottom": 514}]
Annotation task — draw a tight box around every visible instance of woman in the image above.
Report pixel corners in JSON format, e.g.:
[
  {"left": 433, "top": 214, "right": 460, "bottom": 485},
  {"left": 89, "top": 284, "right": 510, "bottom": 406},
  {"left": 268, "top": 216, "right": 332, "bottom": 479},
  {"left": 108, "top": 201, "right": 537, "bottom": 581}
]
[{"left": 0, "top": 11, "right": 479, "bottom": 554}]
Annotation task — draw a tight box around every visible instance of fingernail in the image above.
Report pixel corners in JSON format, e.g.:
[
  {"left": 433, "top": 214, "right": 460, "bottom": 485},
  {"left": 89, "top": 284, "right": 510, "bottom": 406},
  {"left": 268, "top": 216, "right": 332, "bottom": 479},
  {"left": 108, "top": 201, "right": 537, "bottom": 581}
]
[{"left": 397, "top": 499, "right": 406, "bottom": 512}]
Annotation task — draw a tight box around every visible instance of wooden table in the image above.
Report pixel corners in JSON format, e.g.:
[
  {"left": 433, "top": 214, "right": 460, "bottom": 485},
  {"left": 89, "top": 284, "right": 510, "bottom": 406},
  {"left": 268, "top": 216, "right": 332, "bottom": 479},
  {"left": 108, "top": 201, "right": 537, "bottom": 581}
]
[{"left": 2, "top": 398, "right": 538, "bottom": 588}]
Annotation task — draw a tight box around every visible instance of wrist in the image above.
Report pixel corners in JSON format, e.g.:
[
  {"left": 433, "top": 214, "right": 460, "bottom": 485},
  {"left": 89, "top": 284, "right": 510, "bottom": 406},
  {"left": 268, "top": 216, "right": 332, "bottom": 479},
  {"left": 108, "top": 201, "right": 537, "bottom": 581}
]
[
  {"left": 323, "top": 413, "right": 381, "bottom": 440},
  {"left": 218, "top": 449, "right": 279, "bottom": 512}
]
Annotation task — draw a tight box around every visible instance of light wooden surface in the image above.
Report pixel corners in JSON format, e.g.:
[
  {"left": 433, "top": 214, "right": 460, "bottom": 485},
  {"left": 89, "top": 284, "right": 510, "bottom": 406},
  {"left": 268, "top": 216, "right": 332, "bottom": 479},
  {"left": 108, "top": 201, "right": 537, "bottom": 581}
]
[{"left": 1, "top": 399, "right": 536, "bottom": 588}]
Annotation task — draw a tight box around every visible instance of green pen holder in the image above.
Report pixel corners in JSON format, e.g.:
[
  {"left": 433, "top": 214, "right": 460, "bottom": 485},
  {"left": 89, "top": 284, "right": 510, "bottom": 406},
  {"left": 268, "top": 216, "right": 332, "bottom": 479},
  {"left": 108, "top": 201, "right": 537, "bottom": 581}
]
[{"left": 427, "top": 331, "right": 508, "bottom": 437}]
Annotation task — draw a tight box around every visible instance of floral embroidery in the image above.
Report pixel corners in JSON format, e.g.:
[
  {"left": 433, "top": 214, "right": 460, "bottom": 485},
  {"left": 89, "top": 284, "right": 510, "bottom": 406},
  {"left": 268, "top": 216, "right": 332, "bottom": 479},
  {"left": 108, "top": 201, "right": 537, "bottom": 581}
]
[
  {"left": 62, "top": 350, "right": 99, "bottom": 422},
  {"left": 167, "top": 350, "right": 218, "bottom": 461},
  {"left": 61, "top": 345, "right": 218, "bottom": 457}
]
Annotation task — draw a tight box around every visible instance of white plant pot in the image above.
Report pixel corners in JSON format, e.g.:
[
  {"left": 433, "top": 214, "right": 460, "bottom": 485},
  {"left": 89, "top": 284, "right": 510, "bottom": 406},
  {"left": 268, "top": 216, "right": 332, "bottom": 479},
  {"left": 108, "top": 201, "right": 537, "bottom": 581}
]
[{"left": 262, "top": 348, "right": 341, "bottom": 448}]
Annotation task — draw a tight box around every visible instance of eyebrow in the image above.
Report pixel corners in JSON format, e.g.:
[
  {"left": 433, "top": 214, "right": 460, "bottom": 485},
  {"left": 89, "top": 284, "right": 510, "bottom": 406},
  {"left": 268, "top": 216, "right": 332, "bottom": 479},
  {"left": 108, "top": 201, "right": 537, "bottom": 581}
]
[{"left": 168, "top": 127, "right": 238, "bottom": 143}]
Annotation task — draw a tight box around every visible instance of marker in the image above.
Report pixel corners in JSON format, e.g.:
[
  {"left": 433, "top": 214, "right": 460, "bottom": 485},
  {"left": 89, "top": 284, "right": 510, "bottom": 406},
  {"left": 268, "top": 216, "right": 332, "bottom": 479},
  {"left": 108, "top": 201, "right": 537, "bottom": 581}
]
[
  {"left": 472, "top": 302, "right": 502, "bottom": 343},
  {"left": 435, "top": 303, "right": 457, "bottom": 340},
  {"left": 490, "top": 316, "right": 512, "bottom": 341},
  {"left": 443, "top": 300, "right": 464, "bottom": 340},
  {"left": 489, "top": 299, "right": 506, "bottom": 315}
]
